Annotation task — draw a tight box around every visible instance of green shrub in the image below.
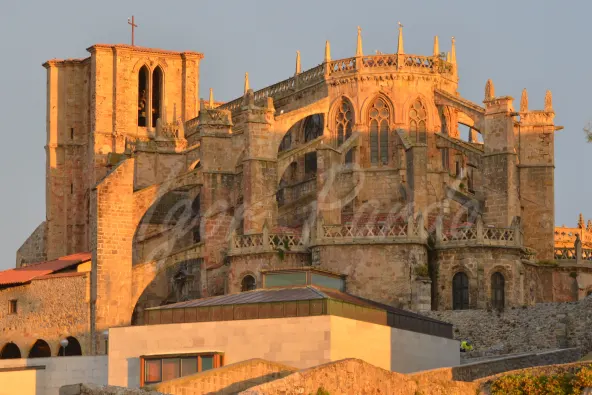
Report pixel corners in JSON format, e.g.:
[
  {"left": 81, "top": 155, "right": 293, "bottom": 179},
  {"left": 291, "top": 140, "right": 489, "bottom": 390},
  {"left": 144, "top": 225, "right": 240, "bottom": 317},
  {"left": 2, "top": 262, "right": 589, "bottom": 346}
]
[
  {"left": 490, "top": 365, "right": 592, "bottom": 395},
  {"left": 313, "top": 388, "right": 330, "bottom": 395}
]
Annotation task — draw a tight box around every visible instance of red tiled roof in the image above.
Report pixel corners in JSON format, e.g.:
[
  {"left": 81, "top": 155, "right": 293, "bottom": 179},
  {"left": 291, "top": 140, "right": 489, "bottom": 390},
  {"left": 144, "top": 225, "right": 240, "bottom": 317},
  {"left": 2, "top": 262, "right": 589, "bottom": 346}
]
[{"left": 0, "top": 252, "right": 91, "bottom": 286}]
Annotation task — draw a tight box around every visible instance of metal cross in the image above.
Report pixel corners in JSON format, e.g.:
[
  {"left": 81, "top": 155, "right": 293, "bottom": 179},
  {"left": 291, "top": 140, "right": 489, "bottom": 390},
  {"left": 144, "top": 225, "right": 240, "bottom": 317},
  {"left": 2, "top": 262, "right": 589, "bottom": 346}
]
[{"left": 128, "top": 16, "right": 138, "bottom": 46}]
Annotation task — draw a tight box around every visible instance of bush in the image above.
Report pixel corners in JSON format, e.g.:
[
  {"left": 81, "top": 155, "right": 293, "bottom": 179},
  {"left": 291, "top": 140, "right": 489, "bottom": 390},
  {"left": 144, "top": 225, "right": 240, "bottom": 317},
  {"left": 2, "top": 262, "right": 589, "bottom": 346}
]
[
  {"left": 313, "top": 388, "right": 330, "bottom": 395},
  {"left": 490, "top": 365, "right": 592, "bottom": 395}
]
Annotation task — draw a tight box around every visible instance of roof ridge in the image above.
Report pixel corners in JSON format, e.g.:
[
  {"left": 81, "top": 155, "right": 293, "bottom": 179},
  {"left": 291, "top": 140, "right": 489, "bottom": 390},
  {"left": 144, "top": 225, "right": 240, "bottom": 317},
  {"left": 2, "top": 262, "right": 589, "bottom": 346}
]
[{"left": 308, "top": 286, "right": 328, "bottom": 298}]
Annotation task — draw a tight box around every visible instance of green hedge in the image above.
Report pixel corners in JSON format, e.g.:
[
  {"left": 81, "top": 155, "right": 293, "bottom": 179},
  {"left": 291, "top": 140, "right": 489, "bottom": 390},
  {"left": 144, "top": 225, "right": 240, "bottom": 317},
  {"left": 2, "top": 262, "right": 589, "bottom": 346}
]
[{"left": 490, "top": 365, "right": 592, "bottom": 394}]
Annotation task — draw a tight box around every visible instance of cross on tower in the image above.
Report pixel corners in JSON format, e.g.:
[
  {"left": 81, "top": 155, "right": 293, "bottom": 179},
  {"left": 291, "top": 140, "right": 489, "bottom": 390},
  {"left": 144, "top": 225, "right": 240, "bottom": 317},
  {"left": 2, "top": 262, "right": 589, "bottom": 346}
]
[{"left": 128, "top": 16, "right": 138, "bottom": 46}]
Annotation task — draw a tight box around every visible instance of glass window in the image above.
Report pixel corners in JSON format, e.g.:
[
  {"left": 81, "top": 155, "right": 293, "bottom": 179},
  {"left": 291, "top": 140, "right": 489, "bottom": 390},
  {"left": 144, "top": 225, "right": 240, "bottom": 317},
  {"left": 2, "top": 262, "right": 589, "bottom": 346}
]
[
  {"left": 162, "top": 358, "right": 179, "bottom": 381},
  {"left": 145, "top": 359, "right": 162, "bottom": 384},
  {"left": 264, "top": 272, "right": 307, "bottom": 287},
  {"left": 311, "top": 274, "right": 344, "bottom": 291},
  {"left": 201, "top": 356, "right": 214, "bottom": 371},
  {"left": 181, "top": 358, "right": 198, "bottom": 377},
  {"left": 142, "top": 354, "right": 222, "bottom": 386},
  {"left": 368, "top": 98, "right": 391, "bottom": 165}
]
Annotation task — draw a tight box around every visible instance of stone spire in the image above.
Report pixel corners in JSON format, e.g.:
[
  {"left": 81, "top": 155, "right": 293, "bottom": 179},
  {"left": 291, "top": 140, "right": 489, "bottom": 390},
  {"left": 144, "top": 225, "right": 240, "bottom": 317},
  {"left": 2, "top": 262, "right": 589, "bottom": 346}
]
[
  {"left": 295, "top": 50, "right": 301, "bottom": 75},
  {"left": 244, "top": 72, "right": 250, "bottom": 94},
  {"left": 433, "top": 36, "right": 439, "bottom": 57},
  {"left": 397, "top": 22, "right": 405, "bottom": 54},
  {"left": 520, "top": 88, "right": 528, "bottom": 112},
  {"left": 578, "top": 213, "right": 585, "bottom": 229},
  {"left": 587, "top": 220, "right": 592, "bottom": 232},
  {"left": 209, "top": 88, "right": 214, "bottom": 108},
  {"left": 450, "top": 37, "right": 456, "bottom": 65},
  {"left": 485, "top": 79, "right": 495, "bottom": 100},
  {"left": 544, "top": 90, "right": 553, "bottom": 112},
  {"left": 325, "top": 40, "right": 331, "bottom": 63},
  {"left": 356, "top": 26, "right": 363, "bottom": 57}
]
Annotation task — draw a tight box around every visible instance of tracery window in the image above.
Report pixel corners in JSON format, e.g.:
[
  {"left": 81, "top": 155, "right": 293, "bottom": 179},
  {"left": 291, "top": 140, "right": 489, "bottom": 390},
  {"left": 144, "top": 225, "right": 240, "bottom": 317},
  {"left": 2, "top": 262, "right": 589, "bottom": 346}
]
[
  {"left": 409, "top": 99, "right": 427, "bottom": 144},
  {"left": 304, "top": 114, "right": 323, "bottom": 142},
  {"left": 491, "top": 272, "right": 505, "bottom": 309},
  {"left": 335, "top": 100, "right": 353, "bottom": 147},
  {"left": 369, "top": 98, "right": 390, "bottom": 165},
  {"left": 452, "top": 272, "right": 469, "bottom": 310}
]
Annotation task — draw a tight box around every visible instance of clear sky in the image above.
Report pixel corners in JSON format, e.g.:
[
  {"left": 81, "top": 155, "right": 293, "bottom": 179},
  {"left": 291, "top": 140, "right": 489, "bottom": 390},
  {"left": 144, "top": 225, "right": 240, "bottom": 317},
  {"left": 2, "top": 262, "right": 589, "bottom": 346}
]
[{"left": 0, "top": 0, "right": 589, "bottom": 269}]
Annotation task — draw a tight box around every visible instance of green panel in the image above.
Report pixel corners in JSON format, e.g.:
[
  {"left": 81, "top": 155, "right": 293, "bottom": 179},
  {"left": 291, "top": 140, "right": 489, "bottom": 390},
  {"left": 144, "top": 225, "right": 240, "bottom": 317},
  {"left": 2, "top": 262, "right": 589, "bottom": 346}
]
[
  {"left": 311, "top": 273, "right": 344, "bottom": 291},
  {"left": 264, "top": 272, "right": 307, "bottom": 287}
]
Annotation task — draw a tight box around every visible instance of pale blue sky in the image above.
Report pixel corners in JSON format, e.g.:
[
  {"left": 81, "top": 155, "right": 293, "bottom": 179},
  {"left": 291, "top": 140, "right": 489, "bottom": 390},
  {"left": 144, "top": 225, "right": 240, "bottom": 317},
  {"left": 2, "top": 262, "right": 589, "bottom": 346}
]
[{"left": 0, "top": 0, "right": 589, "bottom": 269}]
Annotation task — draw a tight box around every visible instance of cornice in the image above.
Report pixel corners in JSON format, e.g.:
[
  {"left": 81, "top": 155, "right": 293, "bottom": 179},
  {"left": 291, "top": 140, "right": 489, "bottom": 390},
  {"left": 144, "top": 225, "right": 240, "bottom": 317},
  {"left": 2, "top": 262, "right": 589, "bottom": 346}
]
[{"left": 86, "top": 44, "right": 204, "bottom": 59}]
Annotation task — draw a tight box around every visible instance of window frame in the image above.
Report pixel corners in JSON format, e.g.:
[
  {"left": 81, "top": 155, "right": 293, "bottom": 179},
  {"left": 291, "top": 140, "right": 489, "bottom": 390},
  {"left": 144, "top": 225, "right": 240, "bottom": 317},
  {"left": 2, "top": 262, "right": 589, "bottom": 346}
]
[
  {"left": 140, "top": 352, "right": 224, "bottom": 387},
  {"left": 8, "top": 300, "right": 17, "bottom": 315},
  {"left": 368, "top": 98, "right": 391, "bottom": 166}
]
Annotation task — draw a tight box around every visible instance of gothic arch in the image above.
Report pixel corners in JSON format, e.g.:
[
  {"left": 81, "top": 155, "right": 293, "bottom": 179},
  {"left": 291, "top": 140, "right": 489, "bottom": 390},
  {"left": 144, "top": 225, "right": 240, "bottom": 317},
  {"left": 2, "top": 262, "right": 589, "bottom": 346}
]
[
  {"left": 486, "top": 265, "right": 513, "bottom": 308},
  {"left": 273, "top": 112, "right": 326, "bottom": 154},
  {"left": 132, "top": 59, "right": 151, "bottom": 74},
  {"left": 240, "top": 272, "right": 257, "bottom": 292},
  {"left": 328, "top": 96, "right": 356, "bottom": 148},
  {"left": 402, "top": 94, "right": 436, "bottom": 132},
  {"left": 360, "top": 93, "right": 395, "bottom": 126}
]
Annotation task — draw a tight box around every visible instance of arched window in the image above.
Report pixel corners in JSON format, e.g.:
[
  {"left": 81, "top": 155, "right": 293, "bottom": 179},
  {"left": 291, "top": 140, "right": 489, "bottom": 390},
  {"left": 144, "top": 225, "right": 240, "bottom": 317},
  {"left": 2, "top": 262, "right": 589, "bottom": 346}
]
[
  {"left": 335, "top": 100, "right": 353, "bottom": 147},
  {"left": 491, "top": 272, "right": 505, "bottom": 309},
  {"left": 152, "top": 66, "right": 163, "bottom": 128},
  {"left": 28, "top": 339, "right": 51, "bottom": 359},
  {"left": 279, "top": 131, "right": 292, "bottom": 152},
  {"left": 409, "top": 99, "right": 427, "bottom": 144},
  {"left": 452, "top": 272, "right": 469, "bottom": 310},
  {"left": 57, "top": 336, "right": 82, "bottom": 357},
  {"left": 138, "top": 66, "right": 149, "bottom": 127},
  {"left": 439, "top": 107, "right": 449, "bottom": 170},
  {"left": 241, "top": 275, "right": 256, "bottom": 292},
  {"left": 369, "top": 98, "right": 390, "bottom": 165},
  {"left": 0, "top": 343, "right": 21, "bottom": 359},
  {"left": 303, "top": 114, "right": 323, "bottom": 142}
]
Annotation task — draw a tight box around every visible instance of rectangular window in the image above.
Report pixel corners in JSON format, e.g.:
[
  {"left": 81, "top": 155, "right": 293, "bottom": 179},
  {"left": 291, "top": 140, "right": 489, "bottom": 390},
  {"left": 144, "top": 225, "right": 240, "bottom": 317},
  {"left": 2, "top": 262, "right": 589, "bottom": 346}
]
[
  {"left": 142, "top": 353, "right": 223, "bottom": 386},
  {"left": 264, "top": 272, "right": 307, "bottom": 288},
  {"left": 8, "top": 300, "right": 17, "bottom": 314},
  {"left": 311, "top": 274, "right": 345, "bottom": 291},
  {"left": 304, "top": 152, "right": 317, "bottom": 175}
]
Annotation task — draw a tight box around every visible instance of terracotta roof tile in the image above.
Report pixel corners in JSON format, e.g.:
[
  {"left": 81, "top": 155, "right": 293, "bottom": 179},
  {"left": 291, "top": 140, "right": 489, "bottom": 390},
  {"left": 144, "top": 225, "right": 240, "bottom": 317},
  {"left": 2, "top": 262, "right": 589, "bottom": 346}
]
[{"left": 0, "top": 252, "right": 91, "bottom": 286}]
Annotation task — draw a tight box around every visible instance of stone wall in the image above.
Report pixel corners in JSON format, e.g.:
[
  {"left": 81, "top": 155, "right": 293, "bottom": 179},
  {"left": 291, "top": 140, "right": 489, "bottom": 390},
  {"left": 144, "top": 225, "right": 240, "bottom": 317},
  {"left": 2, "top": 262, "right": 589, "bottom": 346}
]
[
  {"left": 423, "top": 296, "right": 592, "bottom": 358},
  {"left": 315, "top": 243, "right": 427, "bottom": 308},
  {"left": 60, "top": 384, "right": 164, "bottom": 395},
  {"left": 0, "top": 273, "right": 91, "bottom": 356},
  {"left": 16, "top": 221, "right": 47, "bottom": 267},
  {"left": 0, "top": 355, "right": 107, "bottom": 395},
  {"left": 435, "top": 246, "right": 523, "bottom": 310},
  {"left": 146, "top": 359, "right": 296, "bottom": 395},
  {"left": 240, "top": 358, "right": 477, "bottom": 395}
]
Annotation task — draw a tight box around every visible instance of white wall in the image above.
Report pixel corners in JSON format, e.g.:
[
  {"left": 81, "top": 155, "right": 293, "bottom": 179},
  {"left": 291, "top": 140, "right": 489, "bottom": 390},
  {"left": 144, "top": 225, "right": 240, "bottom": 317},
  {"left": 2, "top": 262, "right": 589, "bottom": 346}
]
[
  {"left": 0, "top": 356, "right": 107, "bottom": 395},
  {"left": 390, "top": 327, "right": 460, "bottom": 373}
]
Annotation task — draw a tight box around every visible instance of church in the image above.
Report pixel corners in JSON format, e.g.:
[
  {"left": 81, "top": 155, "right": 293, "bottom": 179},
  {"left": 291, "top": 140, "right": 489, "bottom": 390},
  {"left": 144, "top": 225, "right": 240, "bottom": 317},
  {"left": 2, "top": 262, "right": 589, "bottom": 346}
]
[{"left": 2, "top": 24, "right": 591, "bottom": 365}]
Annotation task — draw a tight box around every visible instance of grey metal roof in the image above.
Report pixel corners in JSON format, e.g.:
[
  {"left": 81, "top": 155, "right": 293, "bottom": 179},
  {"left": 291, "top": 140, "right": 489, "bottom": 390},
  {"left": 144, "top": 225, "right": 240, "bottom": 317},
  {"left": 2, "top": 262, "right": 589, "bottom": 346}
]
[{"left": 147, "top": 286, "right": 328, "bottom": 310}]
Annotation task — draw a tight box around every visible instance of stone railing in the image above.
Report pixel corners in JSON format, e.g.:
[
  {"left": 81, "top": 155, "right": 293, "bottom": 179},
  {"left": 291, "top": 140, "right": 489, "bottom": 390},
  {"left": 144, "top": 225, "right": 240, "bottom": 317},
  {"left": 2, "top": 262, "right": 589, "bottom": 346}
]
[
  {"left": 316, "top": 214, "right": 428, "bottom": 245},
  {"left": 435, "top": 216, "right": 521, "bottom": 248},
  {"left": 554, "top": 244, "right": 592, "bottom": 263},
  {"left": 280, "top": 177, "right": 316, "bottom": 204},
  {"left": 229, "top": 227, "right": 309, "bottom": 255},
  {"left": 218, "top": 54, "right": 453, "bottom": 113}
]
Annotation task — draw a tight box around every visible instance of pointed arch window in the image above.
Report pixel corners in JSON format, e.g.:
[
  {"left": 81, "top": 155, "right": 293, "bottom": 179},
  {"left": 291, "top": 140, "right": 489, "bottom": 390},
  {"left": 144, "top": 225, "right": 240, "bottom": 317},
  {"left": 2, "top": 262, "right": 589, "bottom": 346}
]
[
  {"left": 369, "top": 98, "right": 390, "bottom": 165},
  {"left": 138, "top": 66, "right": 149, "bottom": 127},
  {"left": 303, "top": 114, "right": 323, "bottom": 142},
  {"left": 335, "top": 100, "right": 353, "bottom": 146},
  {"left": 152, "top": 67, "right": 163, "bottom": 128},
  {"left": 137, "top": 65, "right": 164, "bottom": 128},
  {"left": 452, "top": 272, "right": 469, "bottom": 310},
  {"left": 491, "top": 272, "right": 505, "bottom": 309},
  {"left": 409, "top": 99, "right": 427, "bottom": 144}
]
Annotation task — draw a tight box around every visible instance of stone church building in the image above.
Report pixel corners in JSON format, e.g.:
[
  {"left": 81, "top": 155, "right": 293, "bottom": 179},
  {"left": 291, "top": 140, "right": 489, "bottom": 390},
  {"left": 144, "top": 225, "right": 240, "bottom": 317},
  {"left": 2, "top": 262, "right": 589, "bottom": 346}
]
[{"left": 2, "top": 26, "right": 591, "bottom": 358}]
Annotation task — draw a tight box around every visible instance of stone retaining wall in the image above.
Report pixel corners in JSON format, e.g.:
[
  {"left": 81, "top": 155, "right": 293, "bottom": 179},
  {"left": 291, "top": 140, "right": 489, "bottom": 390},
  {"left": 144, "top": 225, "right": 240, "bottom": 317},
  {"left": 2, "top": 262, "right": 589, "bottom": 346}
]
[
  {"left": 60, "top": 383, "right": 165, "bottom": 395},
  {"left": 423, "top": 296, "right": 592, "bottom": 358}
]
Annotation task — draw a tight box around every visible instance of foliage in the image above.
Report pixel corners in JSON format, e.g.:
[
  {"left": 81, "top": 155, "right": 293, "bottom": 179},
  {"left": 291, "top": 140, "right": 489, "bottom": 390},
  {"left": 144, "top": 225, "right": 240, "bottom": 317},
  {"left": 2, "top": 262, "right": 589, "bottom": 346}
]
[
  {"left": 414, "top": 264, "right": 429, "bottom": 278},
  {"left": 489, "top": 365, "right": 592, "bottom": 395},
  {"left": 312, "top": 387, "right": 330, "bottom": 395},
  {"left": 570, "top": 271, "right": 578, "bottom": 278}
]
